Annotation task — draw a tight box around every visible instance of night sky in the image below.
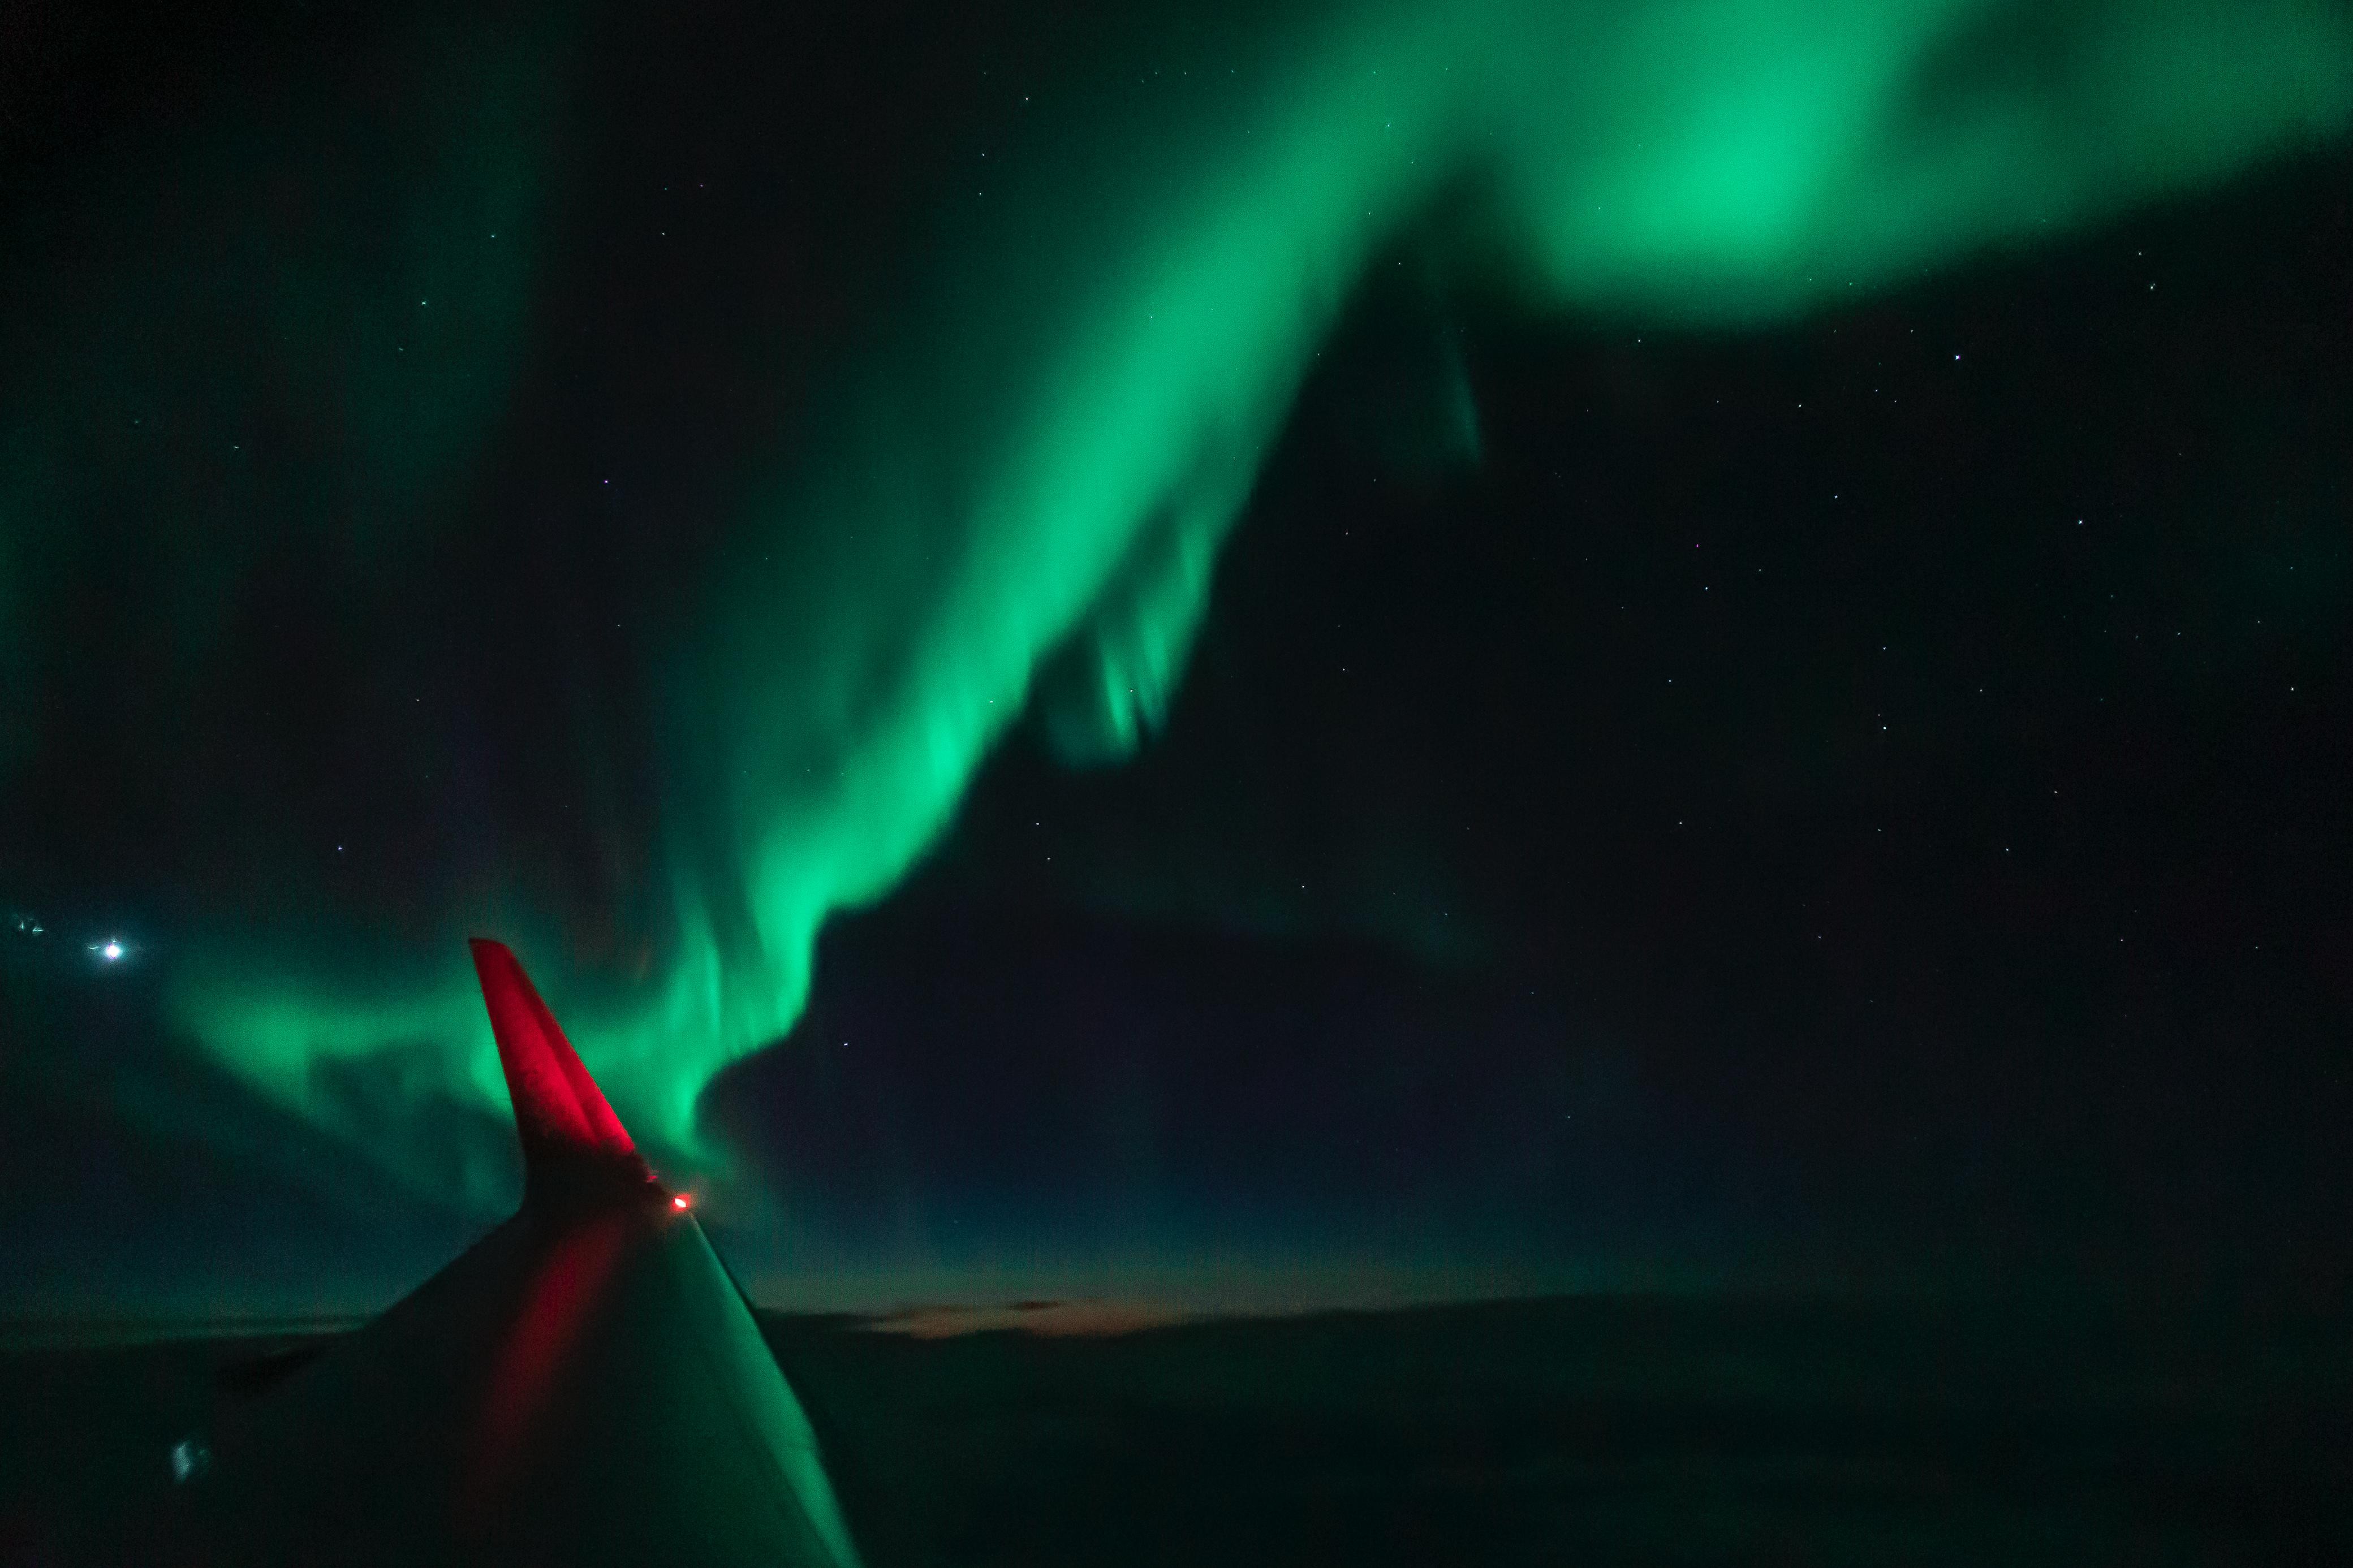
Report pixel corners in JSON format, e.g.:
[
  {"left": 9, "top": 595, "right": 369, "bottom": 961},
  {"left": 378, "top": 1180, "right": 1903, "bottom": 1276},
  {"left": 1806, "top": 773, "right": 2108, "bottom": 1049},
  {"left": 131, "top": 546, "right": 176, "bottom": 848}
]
[{"left": 2, "top": 0, "right": 2350, "bottom": 1319}]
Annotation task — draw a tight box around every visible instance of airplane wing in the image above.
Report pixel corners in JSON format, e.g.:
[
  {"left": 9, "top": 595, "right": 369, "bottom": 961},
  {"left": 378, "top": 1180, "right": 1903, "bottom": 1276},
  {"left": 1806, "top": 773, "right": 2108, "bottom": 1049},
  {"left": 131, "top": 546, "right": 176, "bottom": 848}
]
[{"left": 127, "top": 941, "right": 863, "bottom": 1568}]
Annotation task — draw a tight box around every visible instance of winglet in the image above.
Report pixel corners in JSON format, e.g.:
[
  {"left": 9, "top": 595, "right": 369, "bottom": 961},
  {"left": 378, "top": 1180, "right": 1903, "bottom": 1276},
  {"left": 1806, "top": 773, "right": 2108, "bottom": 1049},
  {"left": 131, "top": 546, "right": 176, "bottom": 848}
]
[{"left": 469, "top": 938, "right": 652, "bottom": 1198}]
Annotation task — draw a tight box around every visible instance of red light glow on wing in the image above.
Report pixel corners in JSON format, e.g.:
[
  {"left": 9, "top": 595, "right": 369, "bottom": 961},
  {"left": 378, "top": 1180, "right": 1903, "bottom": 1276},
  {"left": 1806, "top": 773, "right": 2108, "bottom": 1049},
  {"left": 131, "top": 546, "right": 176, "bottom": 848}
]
[{"left": 468, "top": 938, "right": 637, "bottom": 1165}]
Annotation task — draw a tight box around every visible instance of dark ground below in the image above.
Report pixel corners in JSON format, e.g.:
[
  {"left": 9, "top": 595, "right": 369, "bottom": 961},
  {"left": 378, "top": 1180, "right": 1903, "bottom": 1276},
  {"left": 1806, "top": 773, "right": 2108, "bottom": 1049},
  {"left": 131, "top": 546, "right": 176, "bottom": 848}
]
[{"left": 3, "top": 1294, "right": 2348, "bottom": 1566}]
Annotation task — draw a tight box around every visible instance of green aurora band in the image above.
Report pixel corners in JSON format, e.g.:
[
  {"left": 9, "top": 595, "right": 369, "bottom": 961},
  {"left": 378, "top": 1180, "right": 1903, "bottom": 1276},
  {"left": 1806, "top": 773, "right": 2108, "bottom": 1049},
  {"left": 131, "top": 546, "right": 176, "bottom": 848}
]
[{"left": 7, "top": 0, "right": 2349, "bottom": 1210}]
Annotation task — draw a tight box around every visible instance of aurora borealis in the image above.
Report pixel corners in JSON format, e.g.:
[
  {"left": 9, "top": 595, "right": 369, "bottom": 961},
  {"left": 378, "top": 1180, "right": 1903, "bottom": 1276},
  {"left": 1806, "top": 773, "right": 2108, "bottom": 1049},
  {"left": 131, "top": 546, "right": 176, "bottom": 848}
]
[{"left": 4, "top": 0, "right": 2353, "bottom": 1314}]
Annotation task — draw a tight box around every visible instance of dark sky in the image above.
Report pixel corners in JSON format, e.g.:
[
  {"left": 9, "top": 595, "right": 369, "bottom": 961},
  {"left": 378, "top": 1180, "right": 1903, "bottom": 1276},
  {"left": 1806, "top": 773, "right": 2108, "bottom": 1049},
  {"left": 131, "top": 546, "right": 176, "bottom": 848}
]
[
  {"left": 2, "top": 0, "right": 2350, "bottom": 1318},
  {"left": 749, "top": 161, "right": 2353, "bottom": 1309}
]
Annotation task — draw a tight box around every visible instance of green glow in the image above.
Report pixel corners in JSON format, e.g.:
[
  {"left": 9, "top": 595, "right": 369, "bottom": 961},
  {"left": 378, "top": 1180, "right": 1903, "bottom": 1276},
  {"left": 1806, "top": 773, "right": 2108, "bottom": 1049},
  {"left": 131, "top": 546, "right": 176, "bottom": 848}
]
[{"left": 107, "top": 0, "right": 2352, "bottom": 1203}]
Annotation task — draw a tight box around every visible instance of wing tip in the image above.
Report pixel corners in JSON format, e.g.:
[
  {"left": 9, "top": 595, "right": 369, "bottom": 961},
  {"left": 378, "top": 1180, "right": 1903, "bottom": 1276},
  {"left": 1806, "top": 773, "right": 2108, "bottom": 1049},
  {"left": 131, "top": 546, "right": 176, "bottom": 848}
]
[{"left": 468, "top": 937, "right": 647, "bottom": 1195}]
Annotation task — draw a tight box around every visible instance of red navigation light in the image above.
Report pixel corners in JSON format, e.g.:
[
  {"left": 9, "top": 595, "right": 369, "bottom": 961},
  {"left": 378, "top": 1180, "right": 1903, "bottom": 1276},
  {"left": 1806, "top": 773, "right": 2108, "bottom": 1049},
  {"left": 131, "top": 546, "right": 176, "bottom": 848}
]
[{"left": 671, "top": 1194, "right": 691, "bottom": 1211}]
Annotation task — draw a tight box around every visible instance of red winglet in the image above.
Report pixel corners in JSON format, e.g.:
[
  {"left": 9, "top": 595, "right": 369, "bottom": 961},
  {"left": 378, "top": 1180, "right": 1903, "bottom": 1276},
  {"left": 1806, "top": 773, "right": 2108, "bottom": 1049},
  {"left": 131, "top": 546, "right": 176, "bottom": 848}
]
[{"left": 469, "top": 939, "right": 641, "bottom": 1182}]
